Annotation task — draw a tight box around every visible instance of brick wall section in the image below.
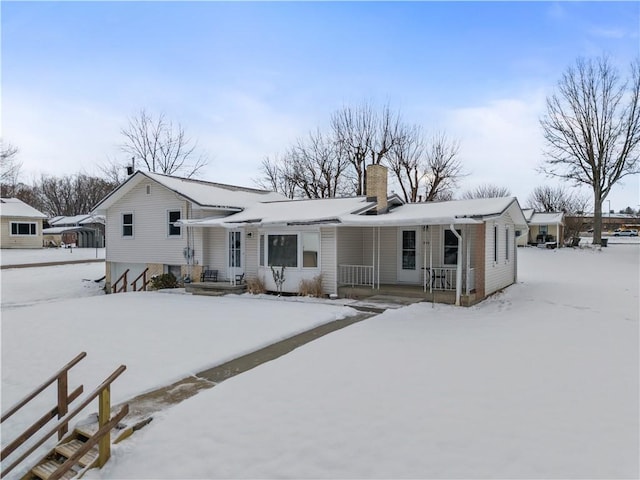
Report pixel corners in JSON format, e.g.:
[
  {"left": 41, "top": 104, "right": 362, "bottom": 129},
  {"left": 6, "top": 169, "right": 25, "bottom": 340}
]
[
  {"left": 474, "top": 223, "right": 486, "bottom": 299},
  {"left": 365, "top": 164, "right": 388, "bottom": 213}
]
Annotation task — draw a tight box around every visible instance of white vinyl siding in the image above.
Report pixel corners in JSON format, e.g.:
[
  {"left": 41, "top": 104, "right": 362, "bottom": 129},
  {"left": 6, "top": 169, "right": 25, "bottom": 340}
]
[
  {"left": 485, "top": 213, "right": 517, "bottom": 295},
  {"left": 320, "top": 227, "right": 337, "bottom": 294},
  {"left": 105, "top": 181, "right": 190, "bottom": 265}
]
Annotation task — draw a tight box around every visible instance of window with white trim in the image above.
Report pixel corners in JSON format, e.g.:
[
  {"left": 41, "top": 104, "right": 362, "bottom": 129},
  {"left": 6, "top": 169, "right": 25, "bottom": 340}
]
[
  {"left": 505, "top": 226, "right": 510, "bottom": 261},
  {"left": 302, "top": 232, "right": 319, "bottom": 268},
  {"left": 444, "top": 229, "right": 461, "bottom": 265},
  {"left": 168, "top": 210, "right": 181, "bottom": 237},
  {"left": 259, "top": 234, "right": 265, "bottom": 266},
  {"left": 10, "top": 222, "right": 37, "bottom": 236},
  {"left": 268, "top": 234, "right": 298, "bottom": 267},
  {"left": 122, "top": 213, "right": 133, "bottom": 237}
]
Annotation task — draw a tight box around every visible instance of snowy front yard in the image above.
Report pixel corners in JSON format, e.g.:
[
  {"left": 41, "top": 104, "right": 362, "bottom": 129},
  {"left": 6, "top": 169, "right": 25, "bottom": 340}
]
[{"left": 1, "top": 245, "right": 638, "bottom": 478}]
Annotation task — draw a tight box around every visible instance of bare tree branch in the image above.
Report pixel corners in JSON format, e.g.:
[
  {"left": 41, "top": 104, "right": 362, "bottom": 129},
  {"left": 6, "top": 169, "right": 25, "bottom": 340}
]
[
  {"left": 462, "top": 183, "right": 511, "bottom": 199},
  {"left": 120, "top": 109, "right": 208, "bottom": 178}
]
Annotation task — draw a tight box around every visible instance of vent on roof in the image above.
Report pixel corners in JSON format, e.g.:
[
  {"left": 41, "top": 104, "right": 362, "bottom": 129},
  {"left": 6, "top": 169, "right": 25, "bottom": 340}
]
[{"left": 146, "top": 185, "right": 151, "bottom": 195}]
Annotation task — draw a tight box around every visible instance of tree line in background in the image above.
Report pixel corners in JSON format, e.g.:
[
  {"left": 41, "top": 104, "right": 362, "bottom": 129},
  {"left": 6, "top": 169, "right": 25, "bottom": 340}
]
[{"left": 1, "top": 56, "right": 638, "bottom": 241}]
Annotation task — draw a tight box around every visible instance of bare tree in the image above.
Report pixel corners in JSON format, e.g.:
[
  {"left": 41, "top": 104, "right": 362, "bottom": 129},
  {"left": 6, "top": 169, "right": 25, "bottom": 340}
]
[
  {"left": 462, "top": 183, "right": 511, "bottom": 199},
  {"left": 423, "top": 132, "right": 464, "bottom": 201},
  {"left": 36, "top": 174, "right": 118, "bottom": 216},
  {"left": 254, "top": 154, "right": 298, "bottom": 199},
  {"left": 290, "top": 129, "right": 351, "bottom": 198},
  {"left": 331, "top": 102, "right": 402, "bottom": 195},
  {"left": 540, "top": 56, "right": 640, "bottom": 244},
  {"left": 120, "top": 109, "right": 208, "bottom": 178},
  {"left": 98, "top": 156, "right": 128, "bottom": 185},
  {"left": 386, "top": 128, "right": 464, "bottom": 203},
  {"left": 1, "top": 142, "right": 21, "bottom": 197},
  {"left": 527, "top": 185, "right": 590, "bottom": 213}
]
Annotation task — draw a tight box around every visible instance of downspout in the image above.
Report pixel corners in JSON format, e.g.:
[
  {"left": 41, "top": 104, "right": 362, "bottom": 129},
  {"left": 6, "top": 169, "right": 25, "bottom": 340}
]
[{"left": 450, "top": 224, "right": 462, "bottom": 306}]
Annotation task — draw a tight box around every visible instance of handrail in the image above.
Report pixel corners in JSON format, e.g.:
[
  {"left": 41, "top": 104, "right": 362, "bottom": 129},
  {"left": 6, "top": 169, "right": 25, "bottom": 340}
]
[
  {"left": 131, "top": 267, "right": 150, "bottom": 292},
  {"left": 1, "top": 352, "right": 86, "bottom": 423},
  {"left": 112, "top": 269, "right": 129, "bottom": 293},
  {"left": 1, "top": 365, "right": 127, "bottom": 478},
  {"left": 48, "top": 404, "right": 129, "bottom": 480}
]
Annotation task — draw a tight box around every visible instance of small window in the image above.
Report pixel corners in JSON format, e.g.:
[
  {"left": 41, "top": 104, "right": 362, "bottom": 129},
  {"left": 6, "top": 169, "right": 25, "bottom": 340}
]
[
  {"left": 10, "top": 222, "right": 37, "bottom": 236},
  {"left": 493, "top": 224, "right": 498, "bottom": 263},
  {"left": 505, "top": 227, "right": 510, "bottom": 261},
  {"left": 444, "top": 229, "right": 460, "bottom": 265},
  {"left": 168, "top": 210, "right": 181, "bottom": 236},
  {"left": 259, "top": 234, "right": 265, "bottom": 266},
  {"left": 122, "top": 213, "right": 133, "bottom": 237},
  {"left": 146, "top": 185, "right": 151, "bottom": 195},
  {"left": 539, "top": 225, "right": 548, "bottom": 235},
  {"left": 302, "top": 232, "right": 319, "bottom": 268},
  {"left": 268, "top": 234, "right": 297, "bottom": 267}
]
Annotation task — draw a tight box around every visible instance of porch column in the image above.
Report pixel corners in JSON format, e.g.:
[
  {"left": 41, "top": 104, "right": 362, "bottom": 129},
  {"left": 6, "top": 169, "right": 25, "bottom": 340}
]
[{"left": 450, "top": 224, "right": 462, "bottom": 306}]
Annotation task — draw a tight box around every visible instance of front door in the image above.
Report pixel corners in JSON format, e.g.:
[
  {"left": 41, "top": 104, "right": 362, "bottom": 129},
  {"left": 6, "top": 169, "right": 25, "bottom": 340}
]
[
  {"left": 228, "top": 230, "right": 244, "bottom": 281},
  {"left": 397, "top": 228, "right": 420, "bottom": 283}
]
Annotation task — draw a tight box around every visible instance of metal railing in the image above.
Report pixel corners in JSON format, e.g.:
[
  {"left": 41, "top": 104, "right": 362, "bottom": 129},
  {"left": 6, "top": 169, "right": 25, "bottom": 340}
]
[
  {"left": 425, "top": 267, "right": 457, "bottom": 291},
  {"left": 338, "top": 264, "right": 374, "bottom": 287}
]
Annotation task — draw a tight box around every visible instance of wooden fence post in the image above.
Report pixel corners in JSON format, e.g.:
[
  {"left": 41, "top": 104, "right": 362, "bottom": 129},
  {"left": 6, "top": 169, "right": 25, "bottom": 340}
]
[
  {"left": 57, "top": 372, "right": 68, "bottom": 440},
  {"left": 97, "top": 386, "right": 111, "bottom": 467}
]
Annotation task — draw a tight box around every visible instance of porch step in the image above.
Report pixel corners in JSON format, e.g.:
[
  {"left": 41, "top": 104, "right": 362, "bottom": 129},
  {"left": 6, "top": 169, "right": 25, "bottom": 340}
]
[
  {"left": 31, "top": 460, "right": 77, "bottom": 480},
  {"left": 54, "top": 439, "right": 98, "bottom": 467}
]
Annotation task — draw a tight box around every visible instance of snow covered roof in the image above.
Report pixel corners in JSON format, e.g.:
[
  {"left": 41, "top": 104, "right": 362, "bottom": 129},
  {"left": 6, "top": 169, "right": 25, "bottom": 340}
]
[
  {"left": 182, "top": 196, "right": 377, "bottom": 227},
  {"left": 340, "top": 197, "right": 526, "bottom": 227},
  {"left": 0, "top": 198, "right": 47, "bottom": 219},
  {"left": 49, "top": 214, "right": 103, "bottom": 226},
  {"left": 43, "top": 226, "right": 93, "bottom": 234},
  {"left": 93, "top": 171, "right": 286, "bottom": 212},
  {"left": 183, "top": 196, "right": 527, "bottom": 229},
  {"left": 529, "top": 212, "right": 564, "bottom": 225},
  {"left": 522, "top": 208, "right": 535, "bottom": 221}
]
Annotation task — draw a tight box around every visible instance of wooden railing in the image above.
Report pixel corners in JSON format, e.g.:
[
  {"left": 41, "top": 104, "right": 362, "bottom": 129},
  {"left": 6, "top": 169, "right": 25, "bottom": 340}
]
[
  {"left": 131, "top": 268, "right": 150, "bottom": 292},
  {"left": 1, "top": 352, "right": 86, "bottom": 462},
  {"left": 1, "top": 357, "right": 128, "bottom": 479},
  {"left": 112, "top": 269, "right": 129, "bottom": 293},
  {"left": 338, "top": 264, "right": 374, "bottom": 288}
]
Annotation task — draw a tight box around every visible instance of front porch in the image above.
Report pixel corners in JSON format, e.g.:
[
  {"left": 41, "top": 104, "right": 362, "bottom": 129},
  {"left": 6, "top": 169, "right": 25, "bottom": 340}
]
[{"left": 337, "top": 283, "right": 481, "bottom": 306}]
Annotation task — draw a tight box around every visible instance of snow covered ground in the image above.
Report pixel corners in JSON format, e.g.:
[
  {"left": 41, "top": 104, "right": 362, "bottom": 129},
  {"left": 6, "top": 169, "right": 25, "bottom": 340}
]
[
  {"left": 2, "top": 244, "right": 639, "bottom": 478},
  {"left": 0, "top": 247, "right": 105, "bottom": 266}
]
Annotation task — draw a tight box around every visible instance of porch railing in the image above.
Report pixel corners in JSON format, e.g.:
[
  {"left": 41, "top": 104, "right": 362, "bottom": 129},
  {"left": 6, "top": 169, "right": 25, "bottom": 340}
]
[
  {"left": 131, "top": 268, "right": 150, "bottom": 292},
  {"left": 338, "top": 264, "right": 374, "bottom": 287},
  {"left": 426, "top": 267, "right": 456, "bottom": 291}
]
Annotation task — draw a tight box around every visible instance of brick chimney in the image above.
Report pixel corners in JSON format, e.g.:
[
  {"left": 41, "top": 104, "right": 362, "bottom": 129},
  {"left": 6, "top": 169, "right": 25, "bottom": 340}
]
[{"left": 366, "top": 164, "right": 388, "bottom": 214}]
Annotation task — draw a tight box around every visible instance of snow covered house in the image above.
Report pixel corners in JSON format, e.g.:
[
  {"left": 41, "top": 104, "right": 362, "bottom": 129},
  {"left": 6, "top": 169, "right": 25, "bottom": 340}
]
[
  {"left": 182, "top": 165, "right": 529, "bottom": 306},
  {"left": 0, "top": 198, "right": 48, "bottom": 249},
  {"left": 518, "top": 209, "right": 565, "bottom": 247},
  {"left": 92, "top": 171, "right": 286, "bottom": 293}
]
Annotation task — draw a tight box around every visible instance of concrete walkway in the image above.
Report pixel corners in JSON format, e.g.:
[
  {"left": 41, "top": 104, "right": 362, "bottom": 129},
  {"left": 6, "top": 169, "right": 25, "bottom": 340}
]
[{"left": 118, "top": 311, "right": 376, "bottom": 424}]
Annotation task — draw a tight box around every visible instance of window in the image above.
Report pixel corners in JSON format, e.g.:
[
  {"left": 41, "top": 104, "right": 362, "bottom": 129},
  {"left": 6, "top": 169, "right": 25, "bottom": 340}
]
[
  {"left": 268, "top": 234, "right": 298, "bottom": 267},
  {"left": 168, "top": 210, "right": 181, "bottom": 236},
  {"left": 444, "top": 229, "right": 460, "bottom": 265},
  {"left": 493, "top": 224, "right": 498, "bottom": 263},
  {"left": 302, "top": 232, "right": 319, "bottom": 268},
  {"left": 229, "top": 231, "right": 242, "bottom": 268},
  {"left": 122, "top": 213, "right": 133, "bottom": 237},
  {"left": 10, "top": 222, "right": 37, "bottom": 236},
  {"left": 539, "top": 225, "right": 548, "bottom": 235},
  {"left": 505, "top": 227, "right": 510, "bottom": 261},
  {"left": 402, "top": 230, "right": 417, "bottom": 270},
  {"left": 259, "top": 234, "right": 265, "bottom": 266}
]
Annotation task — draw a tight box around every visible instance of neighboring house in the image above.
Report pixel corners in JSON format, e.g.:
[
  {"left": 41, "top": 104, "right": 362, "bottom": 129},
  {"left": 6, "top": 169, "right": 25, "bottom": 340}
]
[
  {"left": 94, "top": 167, "right": 528, "bottom": 306},
  {"left": 92, "top": 171, "right": 286, "bottom": 293},
  {"left": 43, "top": 214, "right": 106, "bottom": 248},
  {"left": 0, "top": 198, "right": 48, "bottom": 249},
  {"left": 518, "top": 209, "right": 564, "bottom": 247}
]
